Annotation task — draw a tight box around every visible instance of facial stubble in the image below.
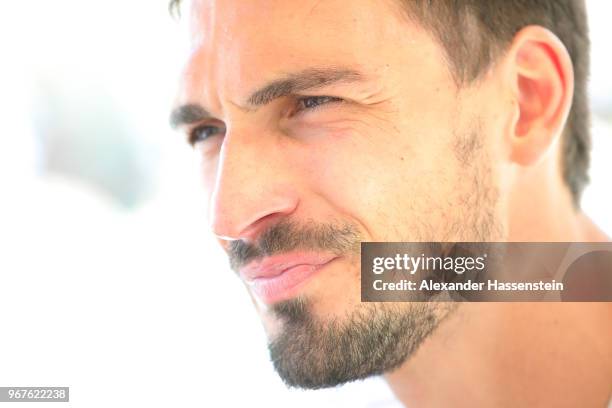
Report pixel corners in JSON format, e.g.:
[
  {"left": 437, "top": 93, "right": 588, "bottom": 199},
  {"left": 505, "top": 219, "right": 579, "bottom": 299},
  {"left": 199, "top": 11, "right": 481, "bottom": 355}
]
[{"left": 229, "top": 123, "right": 500, "bottom": 389}]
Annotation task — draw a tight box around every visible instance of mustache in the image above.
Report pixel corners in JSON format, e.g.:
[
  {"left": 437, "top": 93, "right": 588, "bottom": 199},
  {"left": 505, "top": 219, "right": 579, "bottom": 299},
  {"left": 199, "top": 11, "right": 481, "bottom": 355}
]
[{"left": 228, "top": 220, "right": 361, "bottom": 271}]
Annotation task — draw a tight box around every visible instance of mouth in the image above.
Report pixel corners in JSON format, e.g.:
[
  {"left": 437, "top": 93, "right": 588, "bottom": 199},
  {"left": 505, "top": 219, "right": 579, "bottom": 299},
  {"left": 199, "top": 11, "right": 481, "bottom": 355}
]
[{"left": 239, "top": 252, "right": 339, "bottom": 304}]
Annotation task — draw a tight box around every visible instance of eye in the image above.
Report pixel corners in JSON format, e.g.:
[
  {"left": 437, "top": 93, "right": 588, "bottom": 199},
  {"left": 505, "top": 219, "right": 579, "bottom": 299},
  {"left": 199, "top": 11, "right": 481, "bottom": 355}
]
[
  {"left": 188, "top": 124, "right": 225, "bottom": 147},
  {"left": 294, "top": 95, "right": 344, "bottom": 115}
]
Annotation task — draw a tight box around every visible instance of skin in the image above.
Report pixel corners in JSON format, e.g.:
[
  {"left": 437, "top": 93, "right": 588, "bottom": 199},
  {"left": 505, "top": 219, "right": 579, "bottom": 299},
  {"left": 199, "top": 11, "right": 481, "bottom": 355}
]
[{"left": 172, "top": 0, "right": 612, "bottom": 406}]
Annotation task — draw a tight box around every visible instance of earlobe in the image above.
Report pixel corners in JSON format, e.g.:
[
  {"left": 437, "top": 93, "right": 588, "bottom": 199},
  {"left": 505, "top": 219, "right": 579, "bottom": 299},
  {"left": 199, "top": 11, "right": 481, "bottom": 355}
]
[{"left": 508, "top": 26, "right": 574, "bottom": 166}]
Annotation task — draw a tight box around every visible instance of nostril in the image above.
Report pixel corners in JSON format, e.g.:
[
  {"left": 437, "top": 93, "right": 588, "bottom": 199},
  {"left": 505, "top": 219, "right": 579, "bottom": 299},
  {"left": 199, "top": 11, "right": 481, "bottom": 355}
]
[
  {"left": 237, "top": 212, "right": 292, "bottom": 242},
  {"left": 210, "top": 209, "right": 295, "bottom": 244}
]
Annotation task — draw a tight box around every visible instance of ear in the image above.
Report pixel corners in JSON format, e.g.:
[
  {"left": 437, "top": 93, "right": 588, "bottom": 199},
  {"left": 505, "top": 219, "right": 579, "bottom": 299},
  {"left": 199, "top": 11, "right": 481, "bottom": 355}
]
[{"left": 506, "top": 25, "right": 574, "bottom": 166}]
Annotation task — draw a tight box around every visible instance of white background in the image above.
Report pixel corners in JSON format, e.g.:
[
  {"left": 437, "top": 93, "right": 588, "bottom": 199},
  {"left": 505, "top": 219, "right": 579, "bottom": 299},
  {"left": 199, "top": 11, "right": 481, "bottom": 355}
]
[{"left": 0, "top": 1, "right": 610, "bottom": 407}]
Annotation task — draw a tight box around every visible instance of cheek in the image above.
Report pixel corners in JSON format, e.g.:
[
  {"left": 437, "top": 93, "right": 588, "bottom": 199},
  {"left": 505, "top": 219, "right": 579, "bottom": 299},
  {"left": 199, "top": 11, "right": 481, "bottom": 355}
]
[{"left": 292, "top": 126, "right": 457, "bottom": 240}]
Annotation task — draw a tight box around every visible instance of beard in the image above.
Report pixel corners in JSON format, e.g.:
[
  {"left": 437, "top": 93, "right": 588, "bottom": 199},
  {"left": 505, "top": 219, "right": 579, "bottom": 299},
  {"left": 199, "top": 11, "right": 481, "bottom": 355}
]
[
  {"left": 268, "top": 298, "right": 452, "bottom": 389},
  {"left": 228, "top": 122, "right": 502, "bottom": 389}
]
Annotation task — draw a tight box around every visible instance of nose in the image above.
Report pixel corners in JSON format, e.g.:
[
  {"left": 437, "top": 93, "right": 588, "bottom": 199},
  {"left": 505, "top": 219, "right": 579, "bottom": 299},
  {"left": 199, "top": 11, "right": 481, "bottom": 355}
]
[{"left": 208, "top": 127, "right": 299, "bottom": 243}]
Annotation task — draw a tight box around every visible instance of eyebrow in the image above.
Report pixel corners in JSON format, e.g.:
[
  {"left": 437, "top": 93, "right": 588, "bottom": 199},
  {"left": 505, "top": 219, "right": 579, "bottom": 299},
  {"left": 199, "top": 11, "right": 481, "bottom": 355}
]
[
  {"left": 170, "top": 104, "right": 212, "bottom": 129},
  {"left": 246, "top": 67, "right": 363, "bottom": 106},
  {"left": 170, "top": 67, "right": 364, "bottom": 129}
]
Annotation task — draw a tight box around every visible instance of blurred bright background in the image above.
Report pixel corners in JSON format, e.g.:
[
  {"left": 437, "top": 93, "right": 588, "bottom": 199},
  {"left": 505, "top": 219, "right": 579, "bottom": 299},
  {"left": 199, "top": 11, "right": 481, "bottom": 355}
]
[{"left": 0, "top": 1, "right": 610, "bottom": 407}]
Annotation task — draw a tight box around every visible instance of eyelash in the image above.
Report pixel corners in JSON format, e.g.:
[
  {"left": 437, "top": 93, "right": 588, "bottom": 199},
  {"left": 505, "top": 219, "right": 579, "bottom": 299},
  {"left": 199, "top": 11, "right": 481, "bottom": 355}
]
[
  {"left": 188, "top": 95, "right": 343, "bottom": 146},
  {"left": 188, "top": 124, "right": 225, "bottom": 147},
  {"left": 293, "top": 95, "right": 344, "bottom": 115}
]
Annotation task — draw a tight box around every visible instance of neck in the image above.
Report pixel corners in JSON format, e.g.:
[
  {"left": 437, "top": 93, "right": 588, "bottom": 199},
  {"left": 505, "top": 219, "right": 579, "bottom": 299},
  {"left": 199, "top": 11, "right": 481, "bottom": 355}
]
[
  {"left": 385, "top": 302, "right": 612, "bottom": 407},
  {"left": 506, "top": 154, "right": 609, "bottom": 242},
  {"left": 385, "top": 171, "right": 612, "bottom": 406}
]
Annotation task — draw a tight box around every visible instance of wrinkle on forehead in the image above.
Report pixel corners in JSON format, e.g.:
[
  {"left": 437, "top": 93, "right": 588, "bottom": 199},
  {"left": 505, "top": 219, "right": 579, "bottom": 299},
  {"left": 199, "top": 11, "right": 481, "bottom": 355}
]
[{"left": 180, "top": 0, "right": 429, "bottom": 116}]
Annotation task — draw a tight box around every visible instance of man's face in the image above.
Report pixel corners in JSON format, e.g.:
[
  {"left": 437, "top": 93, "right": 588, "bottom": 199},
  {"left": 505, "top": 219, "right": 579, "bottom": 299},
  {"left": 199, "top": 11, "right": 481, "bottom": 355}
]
[{"left": 175, "top": 0, "right": 507, "bottom": 388}]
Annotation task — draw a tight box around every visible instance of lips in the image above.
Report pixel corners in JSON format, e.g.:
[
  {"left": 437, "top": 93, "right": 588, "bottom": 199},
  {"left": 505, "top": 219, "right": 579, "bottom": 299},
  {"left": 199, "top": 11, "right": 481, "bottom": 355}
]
[{"left": 239, "top": 252, "right": 339, "bottom": 304}]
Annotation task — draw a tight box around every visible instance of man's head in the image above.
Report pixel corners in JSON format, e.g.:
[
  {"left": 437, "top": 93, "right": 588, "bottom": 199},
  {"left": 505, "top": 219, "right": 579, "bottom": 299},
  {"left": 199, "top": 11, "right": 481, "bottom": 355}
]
[{"left": 171, "top": 0, "right": 589, "bottom": 388}]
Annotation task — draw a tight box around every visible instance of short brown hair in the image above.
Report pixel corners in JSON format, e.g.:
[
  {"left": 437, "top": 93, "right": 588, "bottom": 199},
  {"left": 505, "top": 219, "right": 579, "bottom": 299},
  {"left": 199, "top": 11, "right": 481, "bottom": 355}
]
[{"left": 170, "top": 0, "right": 591, "bottom": 205}]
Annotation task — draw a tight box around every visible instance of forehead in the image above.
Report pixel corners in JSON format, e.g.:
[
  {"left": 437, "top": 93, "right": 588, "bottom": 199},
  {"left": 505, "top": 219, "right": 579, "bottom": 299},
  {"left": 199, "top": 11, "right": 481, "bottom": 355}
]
[
  {"left": 188, "top": 0, "right": 406, "bottom": 51},
  {"left": 180, "top": 0, "right": 423, "bottom": 105}
]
